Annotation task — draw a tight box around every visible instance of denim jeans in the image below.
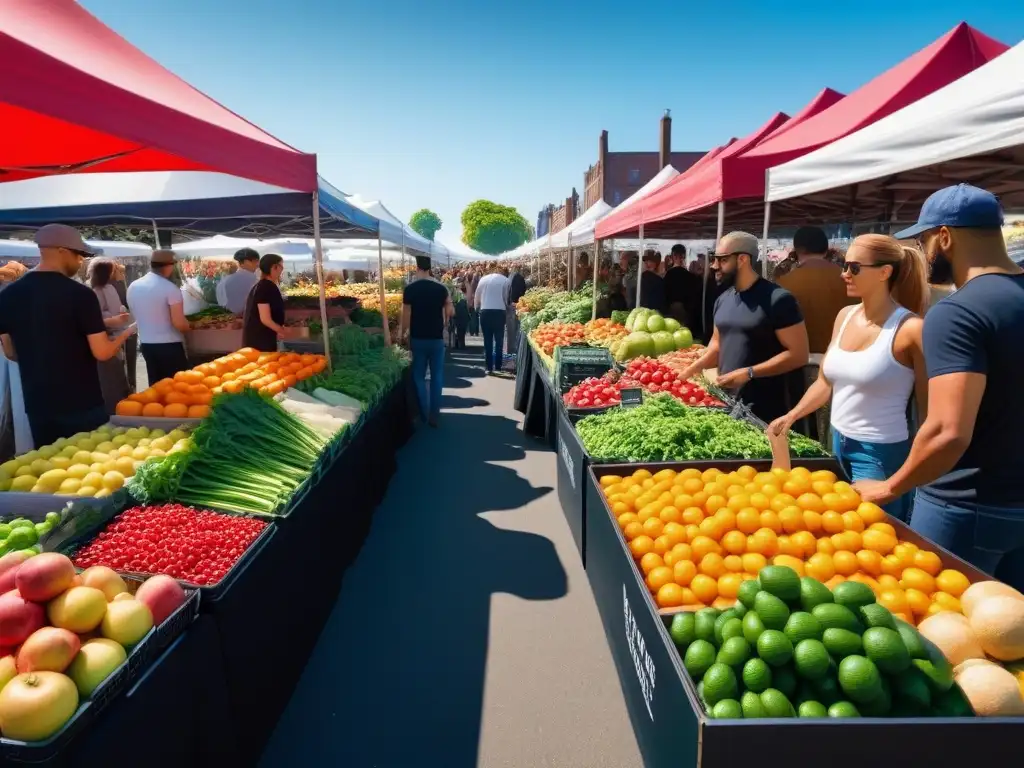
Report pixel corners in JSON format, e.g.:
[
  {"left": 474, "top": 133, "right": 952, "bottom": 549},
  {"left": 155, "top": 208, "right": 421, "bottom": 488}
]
[
  {"left": 480, "top": 309, "right": 506, "bottom": 372},
  {"left": 911, "top": 490, "right": 1024, "bottom": 591},
  {"left": 832, "top": 430, "right": 912, "bottom": 521},
  {"left": 409, "top": 338, "right": 445, "bottom": 421}
]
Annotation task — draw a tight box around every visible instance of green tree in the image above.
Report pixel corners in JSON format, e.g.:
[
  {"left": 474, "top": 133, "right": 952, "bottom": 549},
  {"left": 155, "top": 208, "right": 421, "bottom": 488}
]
[
  {"left": 460, "top": 200, "right": 531, "bottom": 255},
  {"left": 409, "top": 209, "right": 442, "bottom": 241},
  {"left": 78, "top": 226, "right": 156, "bottom": 246}
]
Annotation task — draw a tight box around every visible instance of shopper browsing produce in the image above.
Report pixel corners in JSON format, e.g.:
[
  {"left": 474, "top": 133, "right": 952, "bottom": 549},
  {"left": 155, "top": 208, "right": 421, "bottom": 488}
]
[
  {"left": 401, "top": 256, "right": 453, "bottom": 426},
  {"left": 0, "top": 225, "right": 136, "bottom": 447},
  {"left": 88, "top": 259, "right": 132, "bottom": 414},
  {"left": 475, "top": 265, "right": 509, "bottom": 374},
  {"left": 767, "top": 235, "right": 929, "bottom": 521},
  {"left": 217, "top": 247, "right": 260, "bottom": 315},
  {"left": 677, "top": 232, "right": 809, "bottom": 424},
  {"left": 852, "top": 185, "right": 1024, "bottom": 588},
  {"left": 126, "top": 249, "right": 190, "bottom": 383},
  {"left": 242, "top": 253, "right": 291, "bottom": 352}
]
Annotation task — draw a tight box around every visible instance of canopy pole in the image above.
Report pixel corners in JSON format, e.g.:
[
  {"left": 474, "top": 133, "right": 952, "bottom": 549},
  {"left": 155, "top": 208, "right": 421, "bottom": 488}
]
[
  {"left": 592, "top": 239, "right": 601, "bottom": 320},
  {"left": 760, "top": 201, "right": 772, "bottom": 278},
  {"left": 635, "top": 220, "right": 644, "bottom": 309},
  {"left": 701, "top": 201, "right": 725, "bottom": 340},
  {"left": 311, "top": 191, "right": 332, "bottom": 371},
  {"left": 378, "top": 233, "right": 391, "bottom": 346},
  {"left": 401, "top": 229, "right": 406, "bottom": 274}
]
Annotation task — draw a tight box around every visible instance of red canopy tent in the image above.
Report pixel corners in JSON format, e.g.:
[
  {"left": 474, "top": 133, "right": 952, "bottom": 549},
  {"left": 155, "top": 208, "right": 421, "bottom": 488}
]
[
  {"left": 0, "top": 0, "right": 317, "bottom": 191},
  {"left": 596, "top": 88, "right": 843, "bottom": 240},
  {"left": 597, "top": 23, "right": 1006, "bottom": 240}
]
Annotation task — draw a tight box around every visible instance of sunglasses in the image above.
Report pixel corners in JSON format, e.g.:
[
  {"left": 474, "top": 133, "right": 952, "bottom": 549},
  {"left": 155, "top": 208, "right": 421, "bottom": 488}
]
[
  {"left": 840, "top": 260, "right": 897, "bottom": 276},
  {"left": 709, "top": 251, "right": 751, "bottom": 265}
]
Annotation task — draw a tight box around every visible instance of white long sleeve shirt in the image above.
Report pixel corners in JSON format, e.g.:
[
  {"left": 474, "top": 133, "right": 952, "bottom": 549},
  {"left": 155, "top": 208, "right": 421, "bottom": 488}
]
[{"left": 475, "top": 273, "right": 509, "bottom": 311}]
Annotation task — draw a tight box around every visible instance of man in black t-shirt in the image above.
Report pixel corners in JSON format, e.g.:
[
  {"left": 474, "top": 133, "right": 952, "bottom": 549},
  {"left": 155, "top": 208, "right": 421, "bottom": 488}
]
[
  {"left": 637, "top": 251, "right": 667, "bottom": 313},
  {"left": 677, "top": 232, "right": 809, "bottom": 424},
  {"left": 401, "top": 256, "right": 453, "bottom": 427},
  {"left": 664, "top": 243, "right": 702, "bottom": 331},
  {"left": 0, "top": 224, "right": 136, "bottom": 446},
  {"left": 242, "top": 254, "right": 291, "bottom": 352},
  {"left": 853, "top": 185, "right": 1024, "bottom": 589}
]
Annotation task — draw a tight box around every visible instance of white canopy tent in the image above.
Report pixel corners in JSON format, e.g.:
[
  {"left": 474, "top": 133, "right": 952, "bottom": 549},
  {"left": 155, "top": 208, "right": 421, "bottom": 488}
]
[
  {"left": 343, "top": 194, "right": 432, "bottom": 256},
  {"left": 766, "top": 40, "right": 1024, "bottom": 222},
  {"left": 545, "top": 200, "right": 613, "bottom": 250},
  {"left": 0, "top": 238, "right": 153, "bottom": 259}
]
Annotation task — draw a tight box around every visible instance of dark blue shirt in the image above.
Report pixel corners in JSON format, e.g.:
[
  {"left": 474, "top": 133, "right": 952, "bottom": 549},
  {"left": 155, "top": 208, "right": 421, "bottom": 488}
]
[{"left": 922, "top": 272, "right": 1024, "bottom": 505}]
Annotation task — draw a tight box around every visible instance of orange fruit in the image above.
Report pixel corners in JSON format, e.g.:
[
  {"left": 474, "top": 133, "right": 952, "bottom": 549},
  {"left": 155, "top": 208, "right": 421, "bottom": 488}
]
[
  {"left": 772, "top": 554, "right": 805, "bottom": 576},
  {"left": 655, "top": 582, "right": 685, "bottom": 608},
  {"left": 714, "top": 508, "right": 737, "bottom": 531},
  {"left": 876, "top": 574, "right": 900, "bottom": 591},
  {"left": 833, "top": 550, "right": 859, "bottom": 576},
  {"left": 718, "top": 573, "right": 744, "bottom": 600},
  {"left": 690, "top": 574, "right": 718, "bottom": 604},
  {"left": 629, "top": 535, "right": 655, "bottom": 558},
  {"left": 721, "top": 530, "right": 747, "bottom": 555},
  {"left": 932, "top": 592, "right": 962, "bottom": 612},
  {"left": 802, "top": 510, "right": 823, "bottom": 534},
  {"left": 637, "top": 505, "right": 659, "bottom": 523},
  {"left": 691, "top": 492, "right": 711, "bottom": 508},
  {"left": 742, "top": 552, "right": 768, "bottom": 574},
  {"left": 776, "top": 535, "right": 799, "bottom": 558},
  {"left": 164, "top": 391, "right": 189, "bottom": 406},
  {"left": 861, "top": 529, "right": 897, "bottom": 555},
  {"left": 856, "top": 549, "right": 884, "bottom": 577},
  {"left": 617, "top": 512, "right": 640, "bottom": 530},
  {"left": 659, "top": 506, "right": 682, "bottom": 524},
  {"left": 653, "top": 469, "right": 676, "bottom": 483},
  {"left": 681, "top": 477, "right": 703, "bottom": 494},
  {"left": 820, "top": 492, "right": 844, "bottom": 513},
  {"left": 141, "top": 402, "right": 164, "bottom": 417},
  {"left": 670, "top": 542, "right": 693, "bottom": 562},
  {"left": 611, "top": 502, "right": 631, "bottom": 517},
  {"left": 899, "top": 567, "right": 935, "bottom": 594},
  {"left": 913, "top": 550, "right": 943, "bottom": 577},
  {"left": 841, "top": 511, "right": 865, "bottom": 533},
  {"left": 926, "top": 602, "right": 952, "bottom": 617},
  {"left": 662, "top": 522, "right": 688, "bottom": 547},
  {"left": 736, "top": 508, "right": 761, "bottom": 535},
  {"left": 905, "top": 588, "right": 931, "bottom": 617},
  {"left": 673, "top": 559, "right": 697, "bottom": 587},
  {"left": 700, "top": 553, "right": 727, "bottom": 579},
  {"left": 623, "top": 522, "right": 644, "bottom": 541},
  {"left": 856, "top": 502, "right": 887, "bottom": 525},
  {"left": 790, "top": 531, "right": 817, "bottom": 558},
  {"left": 759, "top": 510, "right": 783, "bottom": 534},
  {"left": 684, "top": 524, "right": 701, "bottom": 543},
  {"left": 647, "top": 566, "right": 675, "bottom": 592},
  {"left": 749, "top": 492, "right": 771, "bottom": 511},
  {"left": 632, "top": 469, "right": 653, "bottom": 481},
  {"left": 642, "top": 518, "right": 665, "bottom": 539},
  {"left": 727, "top": 494, "right": 751, "bottom": 513},
  {"left": 115, "top": 400, "right": 143, "bottom": 417},
  {"left": 769, "top": 492, "right": 798, "bottom": 513},
  {"left": 824, "top": 575, "right": 847, "bottom": 590},
  {"left": 673, "top": 493, "right": 694, "bottom": 509},
  {"left": 698, "top": 516, "right": 725, "bottom": 541},
  {"left": 654, "top": 535, "right": 673, "bottom": 556},
  {"left": 640, "top": 553, "right": 665, "bottom": 574},
  {"left": 751, "top": 528, "right": 779, "bottom": 558},
  {"left": 878, "top": 589, "right": 909, "bottom": 615},
  {"left": 847, "top": 573, "right": 880, "bottom": 592},
  {"left": 935, "top": 569, "right": 970, "bottom": 598},
  {"left": 712, "top": 596, "right": 738, "bottom": 611},
  {"left": 821, "top": 510, "right": 845, "bottom": 534},
  {"left": 705, "top": 495, "right": 727, "bottom": 514},
  {"left": 816, "top": 537, "right": 836, "bottom": 556},
  {"left": 868, "top": 522, "right": 897, "bottom": 538},
  {"left": 778, "top": 507, "right": 805, "bottom": 534},
  {"left": 163, "top": 403, "right": 189, "bottom": 419},
  {"left": 682, "top": 507, "right": 705, "bottom": 525},
  {"left": 783, "top": 477, "right": 811, "bottom": 497},
  {"left": 723, "top": 555, "right": 744, "bottom": 573},
  {"left": 881, "top": 554, "right": 904, "bottom": 577},
  {"left": 805, "top": 553, "right": 836, "bottom": 582},
  {"left": 691, "top": 536, "right": 721, "bottom": 560}
]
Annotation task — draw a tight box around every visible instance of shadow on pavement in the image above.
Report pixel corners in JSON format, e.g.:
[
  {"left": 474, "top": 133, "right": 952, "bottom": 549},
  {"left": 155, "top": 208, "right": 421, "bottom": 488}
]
[
  {"left": 440, "top": 394, "right": 489, "bottom": 410},
  {"left": 261, "top": 373, "right": 566, "bottom": 768}
]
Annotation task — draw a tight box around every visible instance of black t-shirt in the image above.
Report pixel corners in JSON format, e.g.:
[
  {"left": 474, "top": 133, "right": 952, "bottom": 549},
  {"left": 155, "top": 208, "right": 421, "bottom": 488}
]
[
  {"left": 242, "top": 279, "right": 285, "bottom": 352},
  {"left": 638, "top": 271, "right": 667, "bottom": 313},
  {"left": 403, "top": 278, "right": 449, "bottom": 340},
  {"left": 921, "top": 273, "right": 1024, "bottom": 505},
  {"left": 714, "top": 278, "right": 804, "bottom": 423},
  {"left": 0, "top": 272, "right": 106, "bottom": 416},
  {"left": 507, "top": 273, "right": 527, "bottom": 305},
  {"left": 665, "top": 267, "right": 702, "bottom": 325}
]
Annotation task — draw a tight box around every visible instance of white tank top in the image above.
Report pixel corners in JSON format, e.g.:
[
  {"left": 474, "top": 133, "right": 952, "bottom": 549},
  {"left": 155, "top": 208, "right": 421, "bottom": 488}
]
[{"left": 823, "top": 306, "right": 915, "bottom": 443}]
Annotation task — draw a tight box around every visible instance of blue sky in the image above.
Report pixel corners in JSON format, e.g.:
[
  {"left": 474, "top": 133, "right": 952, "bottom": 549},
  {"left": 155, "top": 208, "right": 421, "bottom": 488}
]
[{"left": 84, "top": 0, "right": 1023, "bottom": 249}]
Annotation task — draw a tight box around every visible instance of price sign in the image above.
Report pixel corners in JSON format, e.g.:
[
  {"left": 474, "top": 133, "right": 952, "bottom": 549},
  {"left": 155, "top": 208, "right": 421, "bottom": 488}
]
[
  {"left": 555, "top": 345, "right": 614, "bottom": 393},
  {"left": 620, "top": 387, "right": 643, "bottom": 408}
]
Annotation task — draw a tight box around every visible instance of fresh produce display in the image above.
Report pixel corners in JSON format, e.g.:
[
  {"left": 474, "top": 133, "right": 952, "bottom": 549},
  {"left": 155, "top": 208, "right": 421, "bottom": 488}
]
[
  {"left": 283, "top": 278, "right": 347, "bottom": 300},
  {"left": 70, "top": 504, "right": 269, "bottom": 587},
  {"left": 610, "top": 310, "right": 630, "bottom": 325},
  {"left": 667, "top": 563, "right": 977, "bottom": 719},
  {"left": 114, "top": 347, "right": 327, "bottom": 417},
  {"left": 352, "top": 307, "right": 384, "bottom": 329},
  {"left": 621, "top": 358, "right": 725, "bottom": 406},
  {"left": 329, "top": 324, "right": 374, "bottom": 356},
  {"left": 583, "top": 318, "right": 629, "bottom": 347},
  {"left": 186, "top": 306, "right": 240, "bottom": 330},
  {"left": 0, "top": 513, "right": 61, "bottom": 557},
  {"left": 127, "top": 389, "right": 328, "bottom": 516},
  {"left": 578, "top": 395, "right": 825, "bottom": 463},
  {"left": 520, "top": 286, "right": 593, "bottom": 333},
  {"left": 658, "top": 346, "right": 708, "bottom": 372},
  {"left": 613, "top": 308, "right": 695, "bottom": 362},
  {"left": 0, "top": 425, "right": 191, "bottom": 498},
  {"left": 0, "top": 552, "right": 187, "bottom": 742},
  {"left": 297, "top": 345, "right": 409, "bottom": 406},
  {"left": 516, "top": 286, "right": 556, "bottom": 315},
  {"left": 563, "top": 377, "right": 625, "bottom": 409},
  {"left": 529, "top": 323, "right": 586, "bottom": 356},
  {"left": 601, "top": 464, "right": 966, "bottom": 620}
]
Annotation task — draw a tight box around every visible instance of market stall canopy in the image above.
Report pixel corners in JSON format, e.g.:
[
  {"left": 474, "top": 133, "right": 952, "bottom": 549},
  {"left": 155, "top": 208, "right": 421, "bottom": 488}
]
[
  {"left": 545, "top": 200, "right": 614, "bottom": 250},
  {"left": 0, "top": 0, "right": 317, "bottom": 191},
  {"left": 171, "top": 235, "right": 318, "bottom": 259},
  {"left": 342, "top": 194, "right": 431, "bottom": 255},
  {"left": 567, "top": 166, "right": 681, "bottom": 248},
  {"left": 766, "top": 39, "right": 1024, "bottom": 222},
  {"left": 596, "top": 88, "right": 851, "bottom": 239},
  {"left": 0, "top": 238, "right": 152, "bottom": 259},
  {"left": 0, "top": 171, "right": 380, "bottom": 238}
]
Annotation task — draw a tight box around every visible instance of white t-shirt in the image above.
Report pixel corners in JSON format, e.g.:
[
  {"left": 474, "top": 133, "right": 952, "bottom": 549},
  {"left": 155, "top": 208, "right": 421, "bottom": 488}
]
[
  {"left": 126, "top": 272, "right": 185, "bottom": 344},
  {"left": 475, "top": 273, "right": 509, "bottom": 311}
]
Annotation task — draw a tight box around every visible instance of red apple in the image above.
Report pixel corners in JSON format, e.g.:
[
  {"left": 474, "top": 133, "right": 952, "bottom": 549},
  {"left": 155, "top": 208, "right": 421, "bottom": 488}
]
[
  {"left": 16, "top": 628, "right": 80, "bottom": 674},
  {"left": 0, "top": 551, "right": 33, "bottom": 595},
  {"left": 15, "top": 554, "right": 75, "bottom": 603},
  {"left": 0, "top": 591, "right": 45, "bottom": 646},
  {"left": 134, "top": 576, "right": 185, "bottom": 626}
]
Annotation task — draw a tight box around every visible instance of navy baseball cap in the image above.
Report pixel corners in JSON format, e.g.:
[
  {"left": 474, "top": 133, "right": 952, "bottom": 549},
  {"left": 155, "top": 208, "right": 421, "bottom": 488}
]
[{"left": 894, "top": 183, "right": 1004, "bottom": 240}]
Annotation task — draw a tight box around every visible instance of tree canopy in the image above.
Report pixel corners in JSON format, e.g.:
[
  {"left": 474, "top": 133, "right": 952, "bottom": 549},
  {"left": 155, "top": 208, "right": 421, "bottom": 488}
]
[
  {"left": 460, "top": 200, "right": 531, "bottom": 255},
  {"left": 409, "top": 209, "right": 442, "bottom": 241}
]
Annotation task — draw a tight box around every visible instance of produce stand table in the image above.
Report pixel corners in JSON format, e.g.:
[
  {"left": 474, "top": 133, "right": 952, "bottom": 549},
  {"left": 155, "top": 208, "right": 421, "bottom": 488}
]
[
  {"left": 513, "top": 330, "right": 533, "bottom": 414},
  {"left": 50, "top": 372, "right": 412, "bottom": 766},
  {"left": 521, "top": 345, "right": 558, "bottom": 448},
  {"left": 583, "top": 460, "right": 1016, "bottom": 768}
]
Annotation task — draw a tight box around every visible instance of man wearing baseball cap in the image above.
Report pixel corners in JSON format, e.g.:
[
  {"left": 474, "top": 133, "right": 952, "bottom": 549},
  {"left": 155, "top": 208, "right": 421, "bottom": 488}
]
[
  {"left": 126, "top": 249, "right": 191, "bottom": 383},
  {"left": 854, "top": 184, "right": 1024, "bottom": 587},
  {"left": 0, "top": 224, "right": 136, "bottom": 446}
]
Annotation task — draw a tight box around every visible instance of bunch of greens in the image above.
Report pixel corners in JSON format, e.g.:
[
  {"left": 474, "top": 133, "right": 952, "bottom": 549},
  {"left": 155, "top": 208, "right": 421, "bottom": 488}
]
[
  {"left": 186, "top": 306, "right": 235, "bottom": 321},
  {"left": 127, "top": 389, "right": 328, "bottom": 516},
  {"left": 533, "top": 287, "right": 594, "bottom": 325},
  {"left": 298, "top": 368, "right": 385, "bottom": 406},
  {"left": 352, "top": 307, "right": 384, "bottom": 329},
  {"left": 575, "top": 394, "right": 826, "bottom": 462},
  {"left": 329, "top": 324, "right": 372, "bottom": 356},
  {"left": 610, "top": 310, "right": 630, "bottom": 325}
]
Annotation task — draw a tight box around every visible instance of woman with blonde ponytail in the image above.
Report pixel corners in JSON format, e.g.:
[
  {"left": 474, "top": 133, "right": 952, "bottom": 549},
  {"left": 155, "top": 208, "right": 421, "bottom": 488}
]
[{"left": 768, "top": 234, "right": 928, "bottom": 520}]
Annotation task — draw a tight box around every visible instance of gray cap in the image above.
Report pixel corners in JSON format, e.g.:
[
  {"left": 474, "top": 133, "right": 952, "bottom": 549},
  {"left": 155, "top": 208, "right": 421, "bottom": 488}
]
[
  {"left": 34, "top": 224, "right": 97, "bottom": 256},
  {"left": 151, "top": 250, "right": 179, "bottom": 265},
  {"left": 718, "top": 231, "right": 760, "bottom": 260}
]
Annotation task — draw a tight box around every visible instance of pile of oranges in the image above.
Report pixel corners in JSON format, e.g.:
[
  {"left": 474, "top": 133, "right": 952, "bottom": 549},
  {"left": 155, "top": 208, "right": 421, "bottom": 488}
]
[
  {"left": 601, "top": 464, "right": 972, "bottom": 625},
  {"left": 114, "top": 347, "right": 327, "bottom": 420}
]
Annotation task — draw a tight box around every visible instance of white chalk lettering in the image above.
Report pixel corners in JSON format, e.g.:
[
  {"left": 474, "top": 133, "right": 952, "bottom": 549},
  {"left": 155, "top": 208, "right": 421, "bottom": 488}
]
[{"left": 623, "top": 584, "right": 655, "bottom": 720}]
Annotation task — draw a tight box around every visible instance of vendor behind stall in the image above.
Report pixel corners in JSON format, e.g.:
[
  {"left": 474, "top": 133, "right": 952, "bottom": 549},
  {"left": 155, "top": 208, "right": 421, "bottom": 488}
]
[
  {"left": 243, "top": 253, "right": 293, "bottom": 352},
  {"left": 0, "top": 225, "right": 136, "bottom": 446},
  {"left": 217, "top": 248, "right": 260, "bottom": 315},
  {"left": 127, "top": 249, "right": 190, "bottom": 383}
]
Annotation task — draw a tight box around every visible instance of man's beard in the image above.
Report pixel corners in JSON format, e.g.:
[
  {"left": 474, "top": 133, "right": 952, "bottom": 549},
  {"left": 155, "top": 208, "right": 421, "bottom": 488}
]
[
  {"left": 929, "top": 248, "right": 954, "bottom": 285},
  {"left": 62, "top": 263, "right": 80, "bottom": 278},
  {"left": 716, "top": 270, "right": 736, "bottom": 290}
]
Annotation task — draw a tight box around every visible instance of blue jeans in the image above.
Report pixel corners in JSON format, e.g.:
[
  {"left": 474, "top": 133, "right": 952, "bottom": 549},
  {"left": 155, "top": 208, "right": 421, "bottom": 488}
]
[
  {"left": 832, "top": 430, "right": 912, "bottom": 521},
  {"left": 410, "top": 338, "right": 445, "bottom": 421},
  {"left": 912, "top": 490, "right": 1024, "bottom": 591},
  {"left": 480, "top": 309, "right": 506, "bottom": 372}
]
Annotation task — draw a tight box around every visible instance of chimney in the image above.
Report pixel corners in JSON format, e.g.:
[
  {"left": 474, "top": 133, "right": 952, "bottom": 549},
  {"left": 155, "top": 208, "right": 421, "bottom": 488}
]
[
  {"left": 565, "top": 197, "right": 575, "bottom": 227},
  {"left": 659, "top": 109, "right": 672, "bottom": 169},
  {"left": 598, "top": 130, "right": 609, "bottom": 202}
]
